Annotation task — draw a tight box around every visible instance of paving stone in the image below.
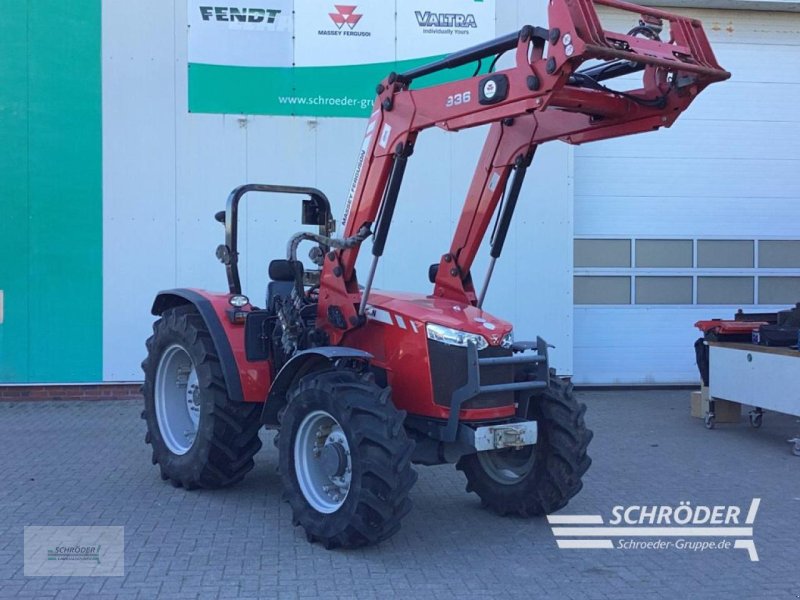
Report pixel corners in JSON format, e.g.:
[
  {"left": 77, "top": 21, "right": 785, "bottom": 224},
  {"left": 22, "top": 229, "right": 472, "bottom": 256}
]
[{"left": 0, "top": 393, "right": 797, "bottom": 598}]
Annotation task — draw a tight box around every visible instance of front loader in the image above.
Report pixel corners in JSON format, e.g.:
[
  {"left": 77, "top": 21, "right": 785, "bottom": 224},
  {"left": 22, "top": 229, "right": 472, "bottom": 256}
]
[{"left": 141, "top": 0, "right": 729, "bottom": 548}]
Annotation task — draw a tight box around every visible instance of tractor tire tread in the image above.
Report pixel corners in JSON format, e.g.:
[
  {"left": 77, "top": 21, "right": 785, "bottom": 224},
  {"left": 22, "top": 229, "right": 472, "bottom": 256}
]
[
  {"left": 142, "top": 306, "right": 262, "bottom": 490},
  {"left": 456, "top": 375, "right": 592, "bottom": 517},
  {"left": 279, "top": 369, "right": 417, "bottom": 549}
]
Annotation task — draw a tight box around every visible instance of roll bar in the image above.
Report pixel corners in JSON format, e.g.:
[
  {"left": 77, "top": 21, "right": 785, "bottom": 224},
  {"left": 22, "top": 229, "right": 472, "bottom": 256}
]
[{"left": 215, "top": 184, "right": 333, "bottom": 295}]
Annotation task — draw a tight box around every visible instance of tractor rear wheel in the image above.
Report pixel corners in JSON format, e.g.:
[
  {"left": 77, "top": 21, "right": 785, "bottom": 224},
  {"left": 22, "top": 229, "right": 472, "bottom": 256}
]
[
  {"left": 278, "top": 369, "right": 417, "bottom": 548},
  {"left": 141, "top": 305, "right": 262, "bottom": 489},
  {"left": 456, "top": 374, "right": 592, "bottom": 516}
]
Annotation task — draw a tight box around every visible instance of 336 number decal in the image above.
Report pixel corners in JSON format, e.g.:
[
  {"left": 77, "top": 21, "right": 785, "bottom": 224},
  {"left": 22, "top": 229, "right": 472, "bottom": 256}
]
[{"left": 445, "top": 91, "right": 471, "bottom": 107}]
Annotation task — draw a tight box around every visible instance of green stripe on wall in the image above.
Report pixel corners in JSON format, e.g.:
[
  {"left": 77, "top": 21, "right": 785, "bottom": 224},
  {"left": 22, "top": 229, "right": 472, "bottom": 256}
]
[
  {"left": 0, "top": 2, "right": 30, "bottom": 381},
  {"left": 0, "top": 1, "right": 102, "bottom": 383},
  {"left": 189, "top": 55, "right": 487, "bottom": 117}
]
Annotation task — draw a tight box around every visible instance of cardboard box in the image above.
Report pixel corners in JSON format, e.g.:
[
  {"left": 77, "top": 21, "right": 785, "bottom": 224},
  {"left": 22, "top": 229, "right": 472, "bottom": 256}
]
[{"left": 690, "top": 387, "right": 741, "bottom": 422}]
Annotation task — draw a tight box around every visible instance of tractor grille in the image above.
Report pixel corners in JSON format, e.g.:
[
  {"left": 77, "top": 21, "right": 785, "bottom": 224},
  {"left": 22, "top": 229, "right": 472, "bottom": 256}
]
[{"left": 428, "top": 340, "right": 514, "bottom": 410}]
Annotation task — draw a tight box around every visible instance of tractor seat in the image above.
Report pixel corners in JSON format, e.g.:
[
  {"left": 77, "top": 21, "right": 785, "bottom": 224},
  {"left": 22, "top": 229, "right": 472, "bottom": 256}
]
[{"left": 267, "top": 260, "right": 303, "bottom": 313}]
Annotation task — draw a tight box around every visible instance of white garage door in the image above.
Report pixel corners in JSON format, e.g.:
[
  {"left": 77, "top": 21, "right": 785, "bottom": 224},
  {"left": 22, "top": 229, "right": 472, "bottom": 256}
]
[{"left": 572, "top": 8, "right": 800, "bottom": 384}]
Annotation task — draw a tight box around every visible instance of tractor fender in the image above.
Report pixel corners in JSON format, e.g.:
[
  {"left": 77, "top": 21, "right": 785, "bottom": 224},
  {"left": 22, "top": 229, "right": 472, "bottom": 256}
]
[
  {"left": 261, "top": 347, "right": 373, "bottom": 426},
  {"left": 151, "top": 289, "right": 246, "bottom": 404}
]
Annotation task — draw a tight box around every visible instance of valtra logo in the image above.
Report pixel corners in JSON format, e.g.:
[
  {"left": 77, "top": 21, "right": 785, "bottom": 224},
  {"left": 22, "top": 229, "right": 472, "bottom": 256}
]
[
  {"left": 415, "top": 11, "right": 479, "bottom": 36},
  {"left": 319, "top": 5, "right": 370, "bottom": 36},
  {"left": 329, "top": 5, "right": 362, "bottom": 29}
]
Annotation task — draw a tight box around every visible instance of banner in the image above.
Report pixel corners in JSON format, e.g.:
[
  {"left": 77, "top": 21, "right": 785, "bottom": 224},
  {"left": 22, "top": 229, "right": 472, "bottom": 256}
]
[{"left": 188, "top": 0, "right": 496, "bottom": 117}]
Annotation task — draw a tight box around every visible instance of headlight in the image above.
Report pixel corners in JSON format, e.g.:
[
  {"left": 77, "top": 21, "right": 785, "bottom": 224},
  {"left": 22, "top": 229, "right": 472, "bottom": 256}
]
[
  {"left": 501, "top": 331, "right": 514, "bottom": 349},
  {"left": 426, "top": 323, "right": 488, "bottom": 350},
  {"left": 229, "top": 294, "right": 249, "bottom": 307}
]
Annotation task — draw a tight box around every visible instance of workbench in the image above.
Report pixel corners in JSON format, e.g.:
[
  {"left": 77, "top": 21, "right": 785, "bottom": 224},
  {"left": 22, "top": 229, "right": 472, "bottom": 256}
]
[{"left": 708, "top": 341, "right": 800, "bottom": 456}]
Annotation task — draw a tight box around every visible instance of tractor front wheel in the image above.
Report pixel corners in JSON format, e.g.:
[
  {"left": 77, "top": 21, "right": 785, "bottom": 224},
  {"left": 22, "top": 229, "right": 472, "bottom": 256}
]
[
  {"left": 456, "top": 374, "right": 592, "bottom": 516},
  {"left": 278, "top": 369, "right": 417, "bottom": 548},
  {"left": 141, "top": 305, "right": 263, "bottom": 489}
]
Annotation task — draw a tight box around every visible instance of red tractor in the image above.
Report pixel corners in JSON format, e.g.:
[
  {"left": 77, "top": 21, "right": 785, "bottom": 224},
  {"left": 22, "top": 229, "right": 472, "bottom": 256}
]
[{"left": 142, "top": 0, "right": 728, "bottom": 548}]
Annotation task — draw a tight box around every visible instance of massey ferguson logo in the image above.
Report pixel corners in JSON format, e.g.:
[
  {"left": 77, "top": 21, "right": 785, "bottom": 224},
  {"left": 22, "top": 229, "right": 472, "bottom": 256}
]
[
  {"left": 329, "top": 5, "right": 362, "bottom": 30},
  {"left": 415, "top": 11, "right": 478, "bottom": 32},
  {"left": 199, "top": 6, "right": 281, "bottom": 23},
  {"left": 319, "top": 4, "right": 370, "bottom": 37}
]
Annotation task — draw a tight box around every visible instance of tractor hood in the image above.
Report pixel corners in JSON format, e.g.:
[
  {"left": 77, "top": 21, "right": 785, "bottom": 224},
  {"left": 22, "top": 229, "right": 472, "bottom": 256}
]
[{"left": 364, "top": 290, "right": 513, "bottom": 347}]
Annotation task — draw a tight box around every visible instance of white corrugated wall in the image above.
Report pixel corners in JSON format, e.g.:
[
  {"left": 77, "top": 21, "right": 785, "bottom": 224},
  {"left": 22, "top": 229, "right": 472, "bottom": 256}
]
[
  {"left": 104, "top": 1, "right": 797, "bottom": 385},
  {"left": 102, "top": 1, "right": 574, "bottom": 381},
  {"left": 573, "top": 8, "right": 800, "bottom": 384}
]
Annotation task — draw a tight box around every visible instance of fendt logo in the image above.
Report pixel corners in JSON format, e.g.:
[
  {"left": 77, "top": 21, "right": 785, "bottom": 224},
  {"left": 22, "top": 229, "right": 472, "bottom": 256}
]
[
  {"left": 199, "top": 6, "right": 281, "bottom": 24},
  {"left": 319, "top": 5, "right": 370, "bottom": 37},
  {"left": 415, "top": 11, "right": 478, "bottom": 34},
  {"left": 329, "top": 5, "right": 362, "bottom": 30}
]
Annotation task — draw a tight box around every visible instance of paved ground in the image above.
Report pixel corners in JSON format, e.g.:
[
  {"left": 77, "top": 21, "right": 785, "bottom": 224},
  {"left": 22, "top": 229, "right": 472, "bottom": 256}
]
[{"left": 0, "top": 391, "right": 798, "bottom": 599}]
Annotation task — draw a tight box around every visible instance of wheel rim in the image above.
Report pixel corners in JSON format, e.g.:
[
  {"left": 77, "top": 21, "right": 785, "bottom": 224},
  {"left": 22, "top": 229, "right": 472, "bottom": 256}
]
[
  {"left": 294, "top": 410, "right": 352, "bottom": 514},
  {"left": 477, "top": 445, "right": 537, "bottom": 485},
  {"left": 155, "top": 344, "right": 200, "bottom": 455}
]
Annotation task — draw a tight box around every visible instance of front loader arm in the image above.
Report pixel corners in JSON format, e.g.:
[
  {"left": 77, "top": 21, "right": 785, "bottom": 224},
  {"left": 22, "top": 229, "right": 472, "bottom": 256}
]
[{"left": 318, "top": 0, "right": 729, "bottom": 338}]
